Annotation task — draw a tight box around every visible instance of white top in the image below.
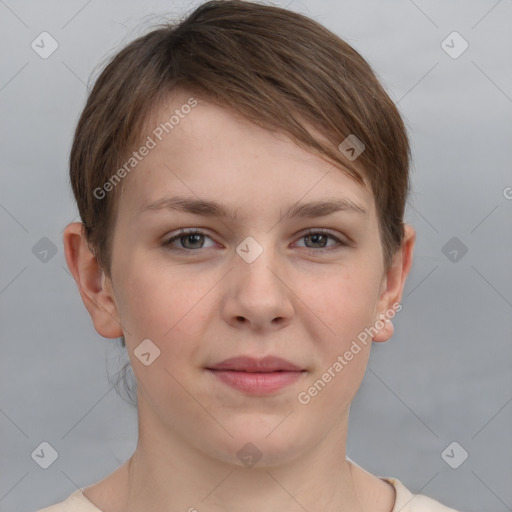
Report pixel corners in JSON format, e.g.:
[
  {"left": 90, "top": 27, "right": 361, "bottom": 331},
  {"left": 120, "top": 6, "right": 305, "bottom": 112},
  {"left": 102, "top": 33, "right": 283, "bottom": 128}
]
[{"left": 37, "top": 477, "right": 459, "bottom": 511}]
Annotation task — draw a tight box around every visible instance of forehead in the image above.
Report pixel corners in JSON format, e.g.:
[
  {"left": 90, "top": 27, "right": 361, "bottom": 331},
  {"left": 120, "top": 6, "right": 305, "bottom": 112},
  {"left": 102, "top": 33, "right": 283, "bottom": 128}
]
[{"left": 116, "top": 90, "right": 375, "bottom": 224}]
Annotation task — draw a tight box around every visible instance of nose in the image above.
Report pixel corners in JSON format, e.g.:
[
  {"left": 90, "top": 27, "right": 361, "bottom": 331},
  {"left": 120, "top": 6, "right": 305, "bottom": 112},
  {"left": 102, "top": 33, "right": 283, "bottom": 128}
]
[{"left": 220, "top": 242, "right": 294, "bottom": 332}]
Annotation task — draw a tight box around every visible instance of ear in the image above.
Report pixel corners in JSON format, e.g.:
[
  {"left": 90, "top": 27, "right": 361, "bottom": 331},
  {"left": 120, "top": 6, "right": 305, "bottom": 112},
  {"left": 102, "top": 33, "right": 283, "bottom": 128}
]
[
  {"left": 372, "top": 224, "right": 415, "bottom": 342},
  {"left": 62, "top": 222, "right": 123, "bottom": 339}
]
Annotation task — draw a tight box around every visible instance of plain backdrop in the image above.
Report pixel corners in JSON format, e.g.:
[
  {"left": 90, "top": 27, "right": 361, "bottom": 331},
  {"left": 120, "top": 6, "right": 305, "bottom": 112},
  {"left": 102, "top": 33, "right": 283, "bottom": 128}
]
[{"left": 1, "top": 1, "right": 511, "bottom": 511}]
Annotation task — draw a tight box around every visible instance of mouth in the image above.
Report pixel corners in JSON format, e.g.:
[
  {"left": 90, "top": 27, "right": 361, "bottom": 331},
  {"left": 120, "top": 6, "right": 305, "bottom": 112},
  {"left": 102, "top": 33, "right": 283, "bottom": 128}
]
[{"left": 205, "top": 356, "right": 307, "bottom": 395}]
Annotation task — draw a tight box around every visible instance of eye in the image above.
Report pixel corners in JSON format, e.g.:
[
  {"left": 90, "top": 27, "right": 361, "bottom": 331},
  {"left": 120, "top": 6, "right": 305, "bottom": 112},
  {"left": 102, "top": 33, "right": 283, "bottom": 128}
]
[
  {"left": 162, "top": 228, "right": 348, "bottom": 254},
  {"left": 162, "top": 229, "right": 217, "bottom": 252},
  {"left": 294, "top": 229, "right": 347, "bottom": 252}
]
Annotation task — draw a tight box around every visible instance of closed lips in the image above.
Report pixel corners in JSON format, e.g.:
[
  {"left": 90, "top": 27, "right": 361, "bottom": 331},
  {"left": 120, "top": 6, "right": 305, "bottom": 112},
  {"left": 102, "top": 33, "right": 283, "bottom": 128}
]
[{"left": 206, "top": 356, "right": 305, "bottom": 372}]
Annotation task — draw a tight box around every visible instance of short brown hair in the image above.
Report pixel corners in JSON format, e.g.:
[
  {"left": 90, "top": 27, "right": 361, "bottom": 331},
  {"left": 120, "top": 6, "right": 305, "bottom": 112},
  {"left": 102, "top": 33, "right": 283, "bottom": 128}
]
[{"left": 70, "top": 0, "right": 410, "bottom": 278}]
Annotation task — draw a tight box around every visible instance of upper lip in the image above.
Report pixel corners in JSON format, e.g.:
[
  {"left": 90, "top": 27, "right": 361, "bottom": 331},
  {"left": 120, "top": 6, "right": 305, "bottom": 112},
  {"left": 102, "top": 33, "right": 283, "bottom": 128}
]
[{"left": 207, "top": 356, "right": 304, "bottom": 372}]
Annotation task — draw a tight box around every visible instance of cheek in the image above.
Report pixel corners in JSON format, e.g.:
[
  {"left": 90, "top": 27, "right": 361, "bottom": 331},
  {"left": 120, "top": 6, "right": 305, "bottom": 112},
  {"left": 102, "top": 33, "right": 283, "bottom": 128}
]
[
  {"left": 114, "top": 255, "right": 217, "bottom": 369},
  {"left": 292, "top": 266, "right": 380, "bottom": 407},
  {"left": 111, "top": 258, "right": 226, "bottom": 442},
  {"left": 115, "top": 265, "right": 208, "bottom": 417},
  {"left": 295, "top": 264, "right": 382, "bottom": 344},
  {"left": 115, "top": 252, "right": 190, "bottom": 333},
  {"left": 296, "top": 347, "right": 370, "bottom": 419}
]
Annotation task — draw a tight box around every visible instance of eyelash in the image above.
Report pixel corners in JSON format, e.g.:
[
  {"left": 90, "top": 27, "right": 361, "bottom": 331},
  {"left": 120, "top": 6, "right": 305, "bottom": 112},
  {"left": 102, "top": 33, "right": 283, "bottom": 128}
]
[{"left": 162, "top": 228, "right": 347, "bottom": 254}]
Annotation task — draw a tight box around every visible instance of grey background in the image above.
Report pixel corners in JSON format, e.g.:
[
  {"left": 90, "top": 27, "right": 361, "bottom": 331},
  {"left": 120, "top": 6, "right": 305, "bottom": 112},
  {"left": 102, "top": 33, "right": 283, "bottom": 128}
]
[{"left": 1, "top": 1, "right": 511, "bottom": 511}]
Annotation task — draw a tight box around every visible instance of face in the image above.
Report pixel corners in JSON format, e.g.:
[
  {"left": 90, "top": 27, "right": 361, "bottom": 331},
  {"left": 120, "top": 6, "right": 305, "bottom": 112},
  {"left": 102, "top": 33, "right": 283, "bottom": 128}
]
[{"left": 101, "top": 89, "right": 403, "bottom": 467}]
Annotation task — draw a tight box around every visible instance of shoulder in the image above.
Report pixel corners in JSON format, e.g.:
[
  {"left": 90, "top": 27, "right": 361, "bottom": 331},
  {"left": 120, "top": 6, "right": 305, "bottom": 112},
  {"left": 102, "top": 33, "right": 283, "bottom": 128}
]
[
  {"left": 36, "top": 489, "right": 102, "bottom": 512},
  {"left": 384, "top": 477, "right": 460, "bottom": 512}
]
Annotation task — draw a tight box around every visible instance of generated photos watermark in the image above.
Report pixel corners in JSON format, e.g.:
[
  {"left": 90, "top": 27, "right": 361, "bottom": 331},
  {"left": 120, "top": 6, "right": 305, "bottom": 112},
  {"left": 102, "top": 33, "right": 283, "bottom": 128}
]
[
  {"left": 297, "top": 302, "right": 402, "bottom": 405},
  {"left": 93, "top": 97, "right": 198, "bottom": 200}
]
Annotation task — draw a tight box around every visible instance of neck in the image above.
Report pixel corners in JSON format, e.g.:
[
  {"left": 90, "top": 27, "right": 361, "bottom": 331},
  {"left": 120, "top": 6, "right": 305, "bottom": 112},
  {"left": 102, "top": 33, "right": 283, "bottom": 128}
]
[{"left": 114, "top": 399, "right": 386, "bottom": 512}]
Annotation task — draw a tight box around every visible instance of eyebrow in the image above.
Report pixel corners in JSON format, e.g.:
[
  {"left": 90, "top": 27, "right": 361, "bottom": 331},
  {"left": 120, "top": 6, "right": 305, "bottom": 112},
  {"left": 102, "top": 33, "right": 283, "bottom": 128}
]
[{"left": 139, "top": 195, "right": 367, "bottom": 220}]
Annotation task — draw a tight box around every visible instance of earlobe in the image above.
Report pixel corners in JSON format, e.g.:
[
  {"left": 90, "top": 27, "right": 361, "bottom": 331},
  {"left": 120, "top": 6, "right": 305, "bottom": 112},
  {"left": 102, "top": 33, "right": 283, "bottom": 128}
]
[
  {"left": 63, "top": 222, "right": 124, "bottom": 339},
  {"left": 372, "top": 316, "right": 395, "bottom": 342},
  {"left": 373, "top": 224, "right": 415, "bottom": 343}
]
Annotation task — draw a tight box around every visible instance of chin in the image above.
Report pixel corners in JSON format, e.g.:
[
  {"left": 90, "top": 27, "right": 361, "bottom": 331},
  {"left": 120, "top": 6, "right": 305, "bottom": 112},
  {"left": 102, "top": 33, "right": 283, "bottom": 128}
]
[{"left": 204, "top": 414, "right": 311, "bottom": 469}]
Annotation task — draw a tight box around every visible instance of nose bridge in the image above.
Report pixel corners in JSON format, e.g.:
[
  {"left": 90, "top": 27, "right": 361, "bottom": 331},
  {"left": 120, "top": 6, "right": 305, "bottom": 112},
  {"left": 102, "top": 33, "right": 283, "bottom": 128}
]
[
  {"left": 224, "top": 234, "right": 294, "bottom": 328},
  {"left": 235, "top": 235, "right": 282, "bottom": 294}
]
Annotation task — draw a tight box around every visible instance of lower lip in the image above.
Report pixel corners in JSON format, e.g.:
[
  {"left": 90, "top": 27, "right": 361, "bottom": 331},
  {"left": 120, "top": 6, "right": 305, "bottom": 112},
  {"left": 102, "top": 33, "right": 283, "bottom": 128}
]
[{"left": 207, "top": 369, "right": 305, "bottom": 394}]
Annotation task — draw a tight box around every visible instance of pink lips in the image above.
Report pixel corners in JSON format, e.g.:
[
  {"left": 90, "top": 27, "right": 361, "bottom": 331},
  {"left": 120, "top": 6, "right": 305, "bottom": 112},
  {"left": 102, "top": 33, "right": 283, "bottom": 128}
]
[{"left": 206, "top": 356, "right": 306, "bottom": 395}]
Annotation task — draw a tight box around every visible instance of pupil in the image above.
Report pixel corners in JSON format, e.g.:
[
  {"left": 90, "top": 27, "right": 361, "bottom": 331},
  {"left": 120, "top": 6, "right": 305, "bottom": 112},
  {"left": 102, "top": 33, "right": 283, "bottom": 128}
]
[
  {"left": 308, "top": 234, "right": 326, "bottom": 248},
  {"left": 185, "top": 234, "right": 203, "bottom": 249}
]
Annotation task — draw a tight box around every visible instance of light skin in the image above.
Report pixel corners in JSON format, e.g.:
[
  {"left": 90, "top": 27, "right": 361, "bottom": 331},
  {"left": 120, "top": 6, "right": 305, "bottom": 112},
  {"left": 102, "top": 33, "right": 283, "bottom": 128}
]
[{"left": 63, "top": 89, "right": 415, "bottom": 512}]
